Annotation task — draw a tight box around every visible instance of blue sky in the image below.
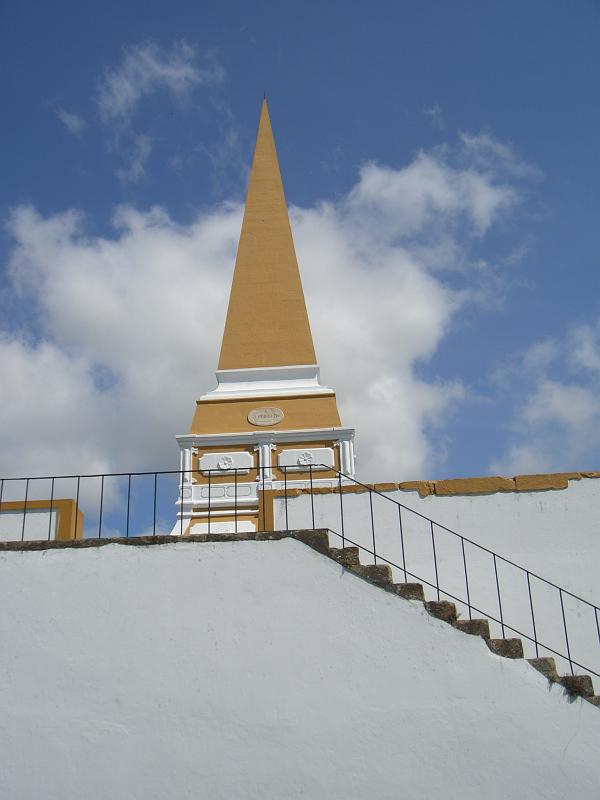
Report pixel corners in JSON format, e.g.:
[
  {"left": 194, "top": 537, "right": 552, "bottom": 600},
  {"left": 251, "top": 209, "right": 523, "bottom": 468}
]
[{"left": 1, "top": 0, "right": 600, "bottom": 481}]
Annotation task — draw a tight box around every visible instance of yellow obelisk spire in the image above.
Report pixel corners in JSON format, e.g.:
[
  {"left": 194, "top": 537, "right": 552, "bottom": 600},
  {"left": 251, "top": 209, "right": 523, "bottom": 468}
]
[
  {"left": 218, "top": 98, "right": 317, "bottom": 370},
  {"left": 175, "top": 96, "right": 355, "bottom": 537}
]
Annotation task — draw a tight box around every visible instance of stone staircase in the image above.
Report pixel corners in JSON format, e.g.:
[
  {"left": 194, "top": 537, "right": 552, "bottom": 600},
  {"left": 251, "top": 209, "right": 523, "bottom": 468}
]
[
  {"left": 292, "top": 529, "right": 600, "bottom": 709},
  {"left": 4, "top": 526, "right": 598, "bottom": 708}
]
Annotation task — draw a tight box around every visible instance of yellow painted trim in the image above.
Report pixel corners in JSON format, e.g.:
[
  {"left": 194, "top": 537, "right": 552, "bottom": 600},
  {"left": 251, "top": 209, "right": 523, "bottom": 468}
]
[
  {"left": 185, "top": 512, "right": 258, "bottom": 536},
  {"left": 190, "top": 394, "right": 342, "bottom": 434},
  {"left": 0, "top": 499, "right": 83, "bottom": 540},
  {"left": 272, "top": 482, "right": 399, "bottom": 499},
  {"left": 399, "top": 472, "right": 595, "bottom": 497},
  {"left": 271, "top": 471, "right": 600, "bottom": 499},
  {"left": 258, "top": 489, "right": 275, "bottom": 531},
  {"left": 433, "top": 477, "right": 516, "bottom": 496}
]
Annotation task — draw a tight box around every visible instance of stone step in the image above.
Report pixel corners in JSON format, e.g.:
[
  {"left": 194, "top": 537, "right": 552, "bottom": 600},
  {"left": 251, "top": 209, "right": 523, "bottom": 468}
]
[
  {"left": 350, "top": 563, "right": 393, "bottom": 588},
  {"left": 424, "top": 600, "right": 458, "bottom": 624},
  {"left": 291, "top": 529, "right": 331, "bottom": 555},
  {"left": 453, "top": 618, "right": 490, "bottom": 638},
  {"left": 528, "top": 657, "right": 559, "bottom": 682},
  {"left": 330, "top": 547, "right": 361, "bottom": 568},
  {"left": 318, "top": 533, "right": 599, "bottom": 711},
  {"left": 486, "top": 638, "right": 524, "bottom": 659},
  {"left": 585, "top": 696, "right": 600, "bottom": 707},
  {"left": 392, "top": 583, "right": 425, "bottom": 601},
  {"left": 559, "top": 674, "right": 595, "bottom": 698}
]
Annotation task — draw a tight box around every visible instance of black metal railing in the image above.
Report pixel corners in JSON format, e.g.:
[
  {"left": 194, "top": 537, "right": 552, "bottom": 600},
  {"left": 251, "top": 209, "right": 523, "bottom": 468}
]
[
  {"left": 0, "top": 464, "right": 598, "bottom": 682},
  {"left": 290, "top": 465, "right": 600, "bottom": 681}
]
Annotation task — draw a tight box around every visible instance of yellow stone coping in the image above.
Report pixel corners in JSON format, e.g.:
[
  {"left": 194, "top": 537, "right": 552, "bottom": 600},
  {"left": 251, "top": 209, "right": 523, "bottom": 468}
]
[{"left": 272, "top": 472, "right": 600, "bottom": 499}]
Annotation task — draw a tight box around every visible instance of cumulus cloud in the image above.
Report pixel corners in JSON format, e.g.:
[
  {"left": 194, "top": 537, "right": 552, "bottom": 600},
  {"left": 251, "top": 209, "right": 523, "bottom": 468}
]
[
  {"left": 490, "top": 321, "right": 600, "bottom": 474},
  {"left": 1, "top": 136, "right": 528, "bottom": 482},
  {"left": 347, "top": 140, "right": 518, "bottom": 238},
  {"left": 55, "top": 108, "right": 86, "bottom": 137}
]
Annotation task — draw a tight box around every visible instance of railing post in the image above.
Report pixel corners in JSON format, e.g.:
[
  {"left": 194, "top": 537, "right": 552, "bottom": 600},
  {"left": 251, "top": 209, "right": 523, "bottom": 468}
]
[
  {"left": 526, "top": 571, "right": 539, "bottom": 657},
  {"left": 430, "top": 521, "right": 440, "bottom": 600},
  {"left": 493, "top": 554, "right": 504, "bottom": 637},
  {"left": 559, "top": 588, "right": 573, "bottom": 675},
  {"left": 47, "top": 477, "right": 55, "bottom": 541},
  {"left": 284, "top": 466, "right": 289, "bottom": 531},
  {"left": 21, "top": 478, "right": 29, "bottom": 542},
  {"left": 126, "top": 474, "right": 132, "bottom": 538},
  {"left": 338, "top": 470, "right": 345, "bottom": 548},
  {"left": 369, "top": 488, "right": 376, "bottom": 565},
  {"left": 153, "top": 472, "right": 157, "bottom": 537},
  {"left": 98, "top": 475, "right": 104, "bottom": 538},
  {"left": 309, "top": 464, "right": 315, "bottom": 529},
  {"left": 398, "top": 505, "right": 407, "bottom": 583},
  {"left": 234, "top": 468, "right": 238, "bottom": 535},
  {"left": 74, "top": 476, "right": 81, "bottom": 539},
  {"left": 461, "top": 538, "right": 472, "bottom": 620},
  {"left": 261, "top": 466, "right": 265, "bottom": 532},
  {"left": 208, "top": 470, "right": 211, "bottom": 535},
  {"left": 179, "top": 468, "right": 184, "bottom": 537}
]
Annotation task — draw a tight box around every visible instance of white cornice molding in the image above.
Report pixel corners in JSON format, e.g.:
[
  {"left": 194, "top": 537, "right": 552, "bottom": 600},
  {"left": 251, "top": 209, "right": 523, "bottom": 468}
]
[
  {"left": 176, "top": 427, "right": 355, "bottom": 448},
  {"left": 198, "top": 365, "right": 334, "bottom": 401}
]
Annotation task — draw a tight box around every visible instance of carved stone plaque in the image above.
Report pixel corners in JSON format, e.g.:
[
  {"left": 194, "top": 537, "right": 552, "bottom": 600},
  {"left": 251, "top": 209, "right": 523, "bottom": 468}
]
[{"left": 247, "top": 407, "right": 284, "bottom": 426}]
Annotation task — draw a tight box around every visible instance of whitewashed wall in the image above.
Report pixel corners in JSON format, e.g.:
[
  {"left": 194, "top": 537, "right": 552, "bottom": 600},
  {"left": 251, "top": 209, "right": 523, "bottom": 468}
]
[
  {"left": 274, "top": 480, "right": 600, "bottom": 675},
  {"left": 0, "top": 508, "right": 57, "bottom": 541},
  {"left": 0, "top": 539, "right": 598, "bottom": 800}
]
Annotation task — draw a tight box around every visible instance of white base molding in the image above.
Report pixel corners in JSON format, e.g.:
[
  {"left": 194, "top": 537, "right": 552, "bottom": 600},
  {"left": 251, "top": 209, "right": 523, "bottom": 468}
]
[
  {"left": 188, "top": 520, "right": 256, "bottom": 535},
  {"left": 199, "top": 364, "right": 334, "bottom": 401}
]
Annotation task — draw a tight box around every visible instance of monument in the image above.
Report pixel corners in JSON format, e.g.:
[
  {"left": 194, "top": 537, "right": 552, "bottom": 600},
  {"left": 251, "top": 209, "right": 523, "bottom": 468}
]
[{"left": 172, "top": 99, "right": 355, "bottom": 535}]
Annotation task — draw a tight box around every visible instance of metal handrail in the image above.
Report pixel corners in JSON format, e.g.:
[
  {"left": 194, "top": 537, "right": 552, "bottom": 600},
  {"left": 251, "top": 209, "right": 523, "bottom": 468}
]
[
  {"left": 320, "top": 465, "right": 600, "bottom": 613},
  {"left": 284, "top": 464, "right": 600, "bottom": 679},
  {"left": 322, "top": 526, "right": 600, "bottom": 679}
]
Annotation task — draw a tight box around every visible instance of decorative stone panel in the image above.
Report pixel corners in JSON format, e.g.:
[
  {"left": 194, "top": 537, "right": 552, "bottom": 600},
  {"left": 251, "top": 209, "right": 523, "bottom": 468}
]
[
  {"left": 278, "top": 447, "right": 334, "bottom": 472},
  {"left": 199, "top": 451, "right": 254, "bottom": 475}
]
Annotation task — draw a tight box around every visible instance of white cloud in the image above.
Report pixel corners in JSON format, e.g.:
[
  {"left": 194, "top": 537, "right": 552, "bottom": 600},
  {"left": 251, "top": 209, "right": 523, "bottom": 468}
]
[
  {"left": 522, "top": 380, "right": 600, "bottom": 427},
  {"left": 459, "top": 133, "right": 542, "bottom": 181},
  {"left": 571, "top": 321, "right": 600, "bottom": 373},
  {"left": 522, "top": 338, "right": 559, "bottom": 372},
  {"left": 55, "top": 108, "right": 86, "bottom": 137},
  {"left": 97, "top": 41, "right": 222, "bottom": 123},
  {"left": 490, "top": 324, "right": 600, "bottom": 474},
  {"left": 347, "top": 149, "right": 517, "bottom": 238},
  {"left": 115, "top": 133, "right": 152, "bottom": 183},
  {"left": 2, "top": 137, "right": 528, "bottom": 483},
  {"left": 95, "top": 41, "right": 225, "bottom": 182}
]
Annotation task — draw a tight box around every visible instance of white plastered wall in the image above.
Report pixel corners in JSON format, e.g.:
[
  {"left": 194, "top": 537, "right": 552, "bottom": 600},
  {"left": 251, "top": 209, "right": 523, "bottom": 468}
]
[
  {"left": 274, "top": 480, "right": 600, "bottom": 675},
  {"left": 0, "top": 539, "right": 599, "bottom": 800}
]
